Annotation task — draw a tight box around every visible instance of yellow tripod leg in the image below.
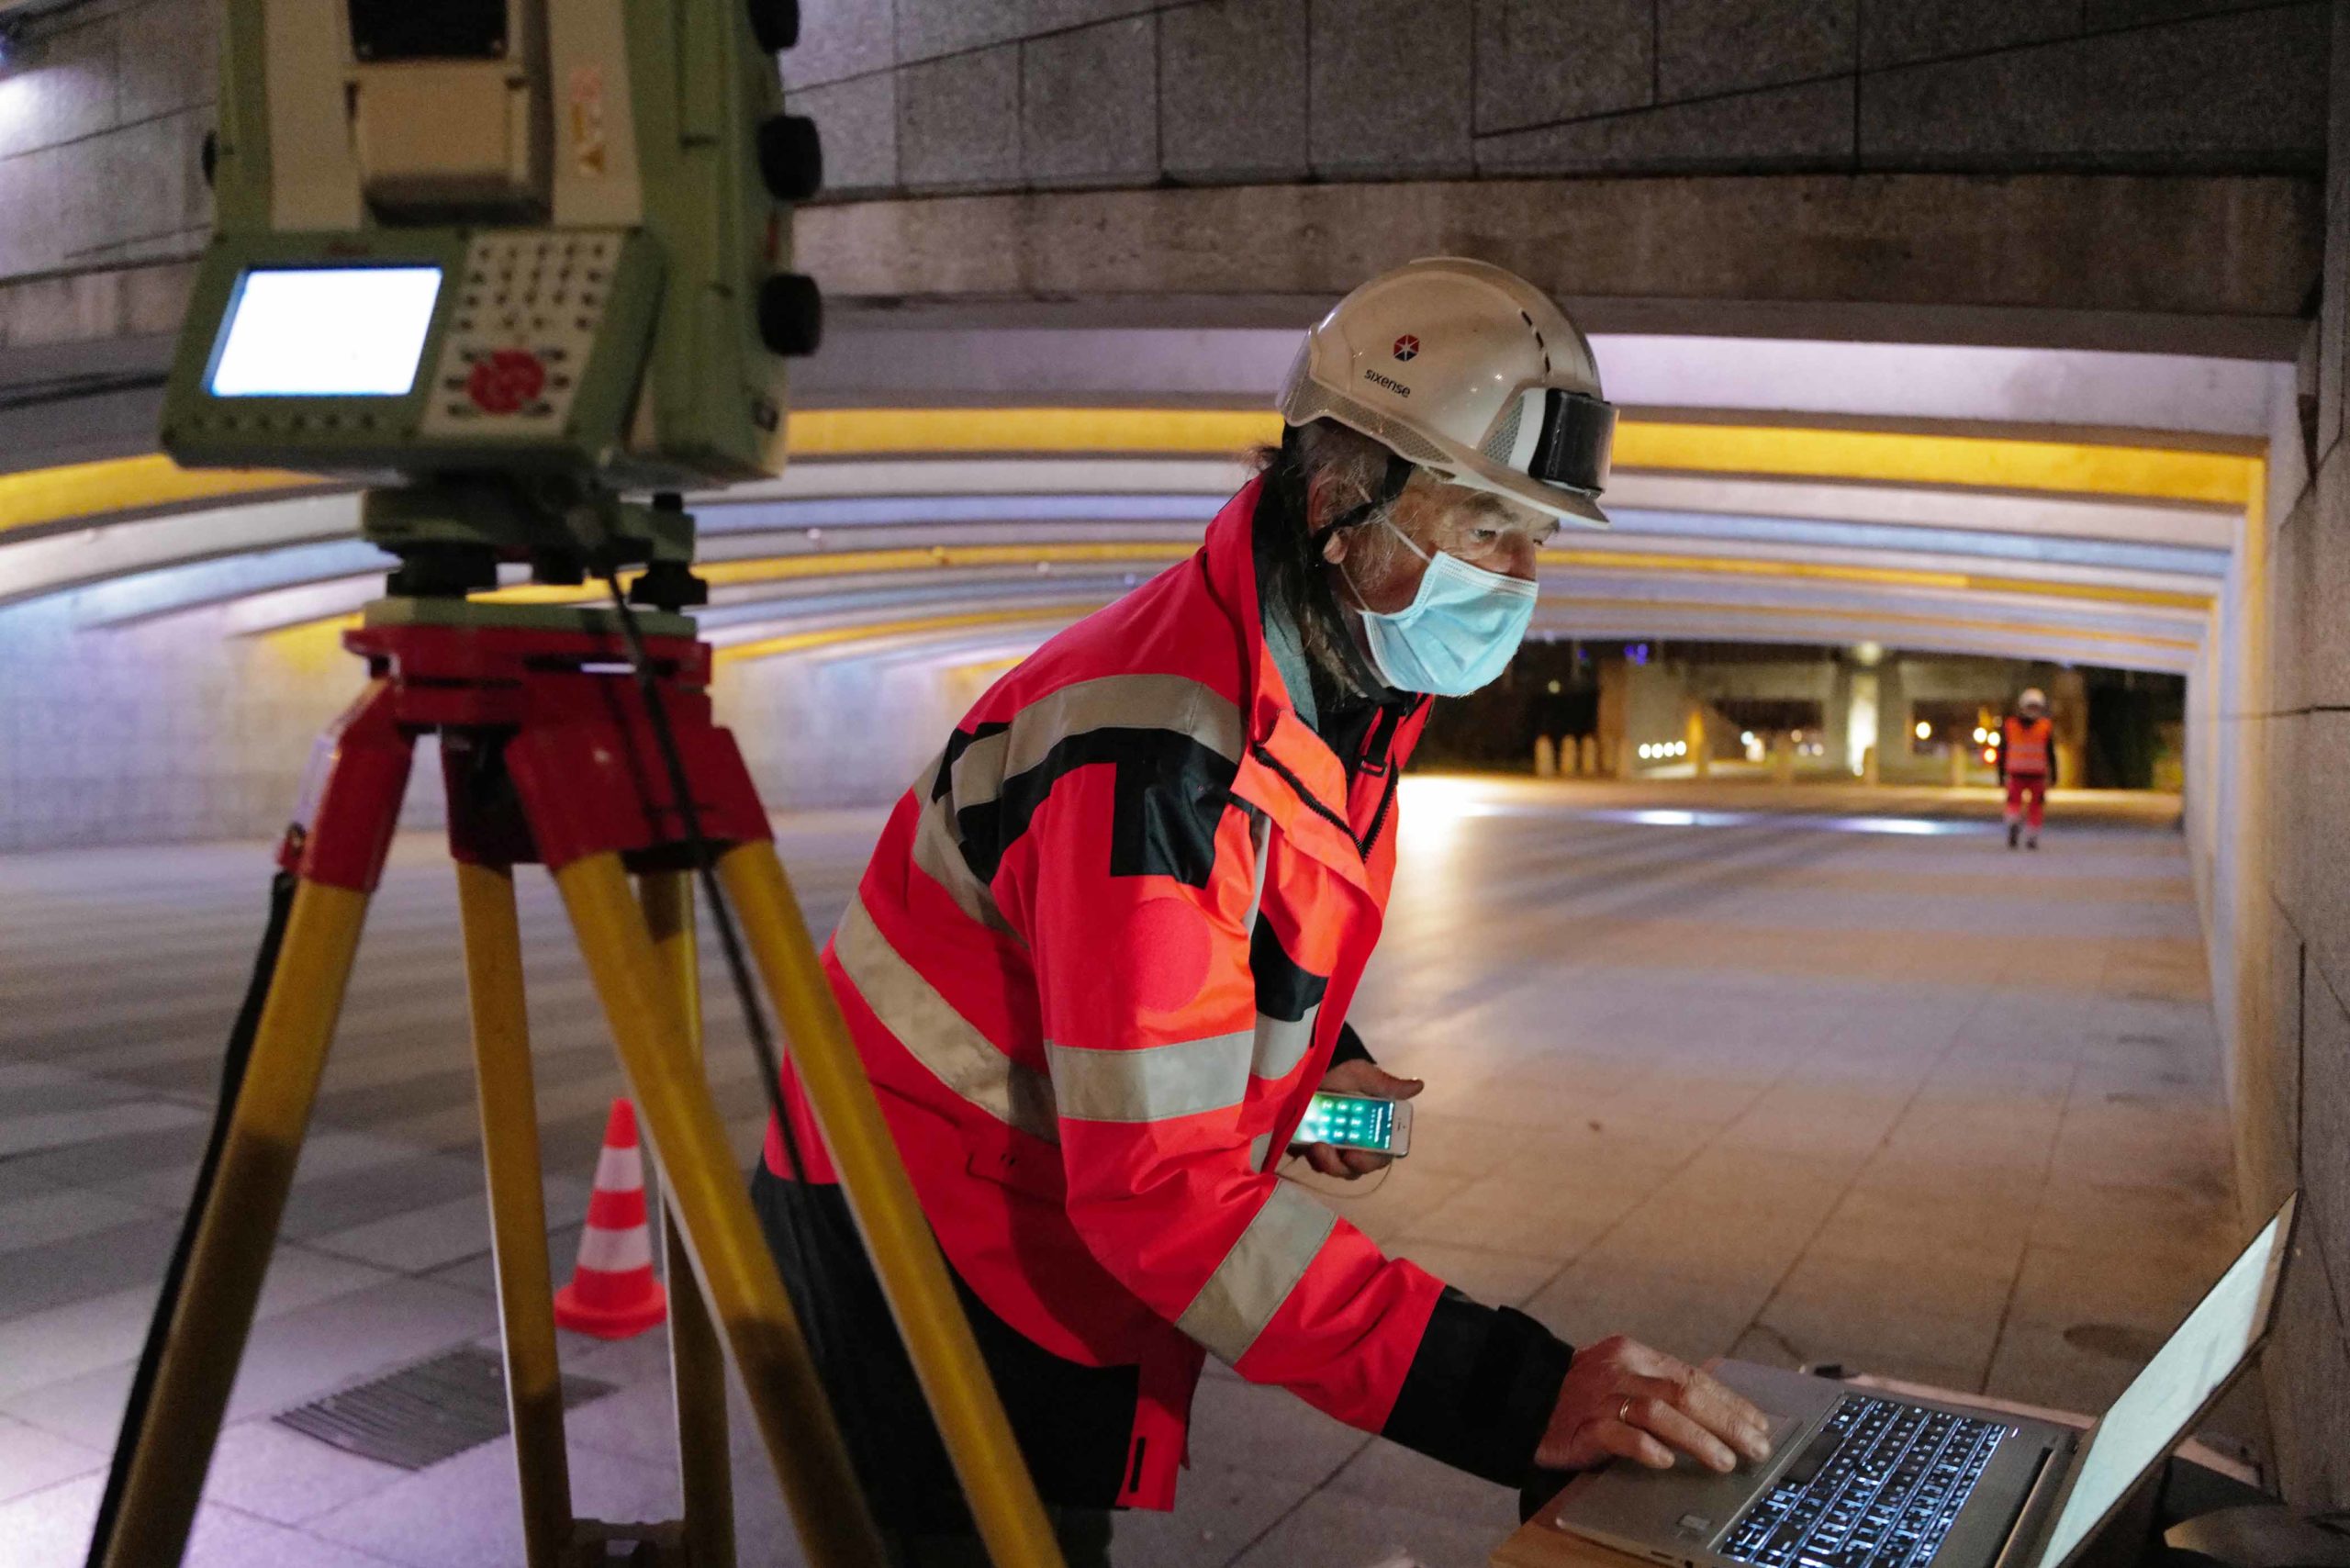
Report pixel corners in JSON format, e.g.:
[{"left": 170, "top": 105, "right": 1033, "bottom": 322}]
[
  {"left": 454, "top": 861, "right": 574, "bottom": 1568},
  {"left": 554, "top": 852, "right": 887, "bottom": 1568},
  {"left": 715, "top": 842, "right": 1066, "bottom": 1568},
  {"left": 640, "top": 871, "right": 736, "bottom": 1568},
  {"left": 98, "top": 880, "right": 371, "bottom": 1568}
]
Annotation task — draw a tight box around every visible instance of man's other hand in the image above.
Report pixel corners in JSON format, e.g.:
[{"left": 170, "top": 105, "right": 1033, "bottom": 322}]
[
  {"left": 1536, "top": 1336, "right": 1774, "bottom": 1474},
  {"left": 1293, "top": 1059, "right": 1423, "bottom": 1179}
]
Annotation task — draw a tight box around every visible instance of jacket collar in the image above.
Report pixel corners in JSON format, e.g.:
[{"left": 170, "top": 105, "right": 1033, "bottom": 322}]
[{"left": 1201, "top": 476, "right": 1405, "bottom": 890}]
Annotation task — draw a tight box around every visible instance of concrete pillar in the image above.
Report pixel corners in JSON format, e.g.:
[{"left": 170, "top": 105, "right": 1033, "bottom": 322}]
[
  {"left": 1686, "top": 706, "right": 1711, "bottom": 779},
  {"left": 1875, "top": 661, "right": 1908, "bottom": 784},
  {"left": 1598, "top": 657, "right": 1630, "bottom": 779},
  {"left": 1773, "top": 734, "right": 1796, "bottom": 785},
  {"left": 1534, "top": 736, "right": 1558, "bottom": 778},
  {"left": 1824, "top": 661, "right": 1852, "bottom": 775},
  {"left": 1846, "top": 669, "right": 1880, "bottom": 780},
  {"left": 2051, "top": 666, "right": 2089, "bottom": 787},
  {"left": 1578, "top": 734, "right": 1597, "bottom": 777},
  {"left": 1946, "top": 740, "right": 1967, "bottom": 789}
]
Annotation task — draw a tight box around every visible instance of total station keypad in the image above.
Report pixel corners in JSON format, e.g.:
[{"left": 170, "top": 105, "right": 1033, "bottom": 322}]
[{"left": 418, "top": 230, "right": 621, "bottom": 439}]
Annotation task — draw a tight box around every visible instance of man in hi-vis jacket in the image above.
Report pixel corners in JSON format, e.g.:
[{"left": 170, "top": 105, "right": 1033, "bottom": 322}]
[
  {"left": 755, "top": 260, "right": 1772, "bottom": 1565},
  {"left": 2000, "top": 689, "right": 2058, "bottom": 850}
]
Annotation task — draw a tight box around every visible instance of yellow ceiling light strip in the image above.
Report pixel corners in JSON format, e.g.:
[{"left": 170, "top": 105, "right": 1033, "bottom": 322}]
[
  {"left": 1538, "top": 549, "right": 2215, "bottom": 611},
  {"left": 1543, "top": 596, "right": 2201, "bottom": 654},
  {"left": 0, "top": 412, "right": 2255, "bottom": 540},
  {"left": 785, "top": 407, "right": 1281, "bottom": 457},
  {"left": 1608, "top": 423, "right": 2257, "bottom": 507},
  {"left": 471, "top": 541, "right": 1193, "bottom": 608},
  {"left": 0, "top": 454, "right": 319, "bottom": 535},
  {"left": 715, "top": 605, "right": 1103, "bottom": 666}
]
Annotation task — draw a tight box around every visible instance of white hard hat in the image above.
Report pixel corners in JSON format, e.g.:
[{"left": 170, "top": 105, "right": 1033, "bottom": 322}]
[
  {"left": 2019, "top": 688, "right": 2047, "bottom": 713},
  {"left": 1278, "top": 257, "right": 1615, "bottom": 528}
]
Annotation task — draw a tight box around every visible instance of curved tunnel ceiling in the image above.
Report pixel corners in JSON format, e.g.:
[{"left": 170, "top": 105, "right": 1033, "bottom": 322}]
[{"left": 0, "top": 329, "right": 2280, "bottom": 682}]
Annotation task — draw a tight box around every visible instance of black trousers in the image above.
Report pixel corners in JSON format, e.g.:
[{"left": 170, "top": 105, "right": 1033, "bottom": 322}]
[{"left": 748, "top": 1163, "right": 1127, "bottom": 1562}]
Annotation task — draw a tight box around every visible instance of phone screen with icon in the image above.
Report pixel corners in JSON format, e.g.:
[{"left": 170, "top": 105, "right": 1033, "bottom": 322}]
[{"left": 1297, "top": 1092, "right": 1413, "bottom": 1156}]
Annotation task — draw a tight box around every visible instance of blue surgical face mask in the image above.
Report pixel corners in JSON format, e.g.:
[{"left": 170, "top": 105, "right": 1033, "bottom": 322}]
[{"left": 1342, "top": 518, "right": 1538, "bottom": 697}]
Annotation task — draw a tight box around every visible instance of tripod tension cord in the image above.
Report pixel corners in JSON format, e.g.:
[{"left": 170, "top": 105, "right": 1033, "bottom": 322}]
[
  {"left": 598, "top": 578, "right": 825, "bottom": 1258},
  {"left": 84, "top": 869, "right": 300, "bottom": 1568}
]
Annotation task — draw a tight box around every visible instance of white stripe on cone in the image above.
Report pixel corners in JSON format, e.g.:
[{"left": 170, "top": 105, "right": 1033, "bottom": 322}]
[
  {"left": 575, "top": 1223, "right": 655, "bottom": 1274},
  {"left": 591, "top": 1144, "right": 643, "bottom": 1192}
]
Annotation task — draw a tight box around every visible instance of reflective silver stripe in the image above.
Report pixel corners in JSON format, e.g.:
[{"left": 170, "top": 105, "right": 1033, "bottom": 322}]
[
  {"left": 831, "top": 893, "right": 1059, "bottom": 1143},
  {"left": 1250, "top": 1004, "right": 1319, "bottom": 1082},
  {"left": 946, "top": 729, "right": 1013, "bottom": 811},
  {"left": 1175, "top": 1182, "right": 1337, "bottom": 1363},
  {"left": 1248, "top": 1132, "right": 1274, "bottom": 1170},
  {"left": 950, "top": 675, "right": 1245, "bottom": 809},
  {"left": 1241, "top": 812, "right": 1271, "bottom": 935},
  {"left": 1046, "top": 1029, "right": 1254, "bottom": 1124},
  {"left": 909, "top": 784, "right": 1013, "bottom": 937}
]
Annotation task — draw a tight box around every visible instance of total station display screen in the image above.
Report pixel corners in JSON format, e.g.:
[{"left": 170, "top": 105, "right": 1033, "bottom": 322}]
[
  {"left": 207, "top": 266, "right": 445, "bottom": 398},
  {"left": 1296, "top": 1093, "right": 1395, "bottom": 1151}
]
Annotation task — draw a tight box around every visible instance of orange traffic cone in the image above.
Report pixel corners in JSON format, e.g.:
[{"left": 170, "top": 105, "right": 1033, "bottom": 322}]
[{"left": 554, "top": 1099, "right": 667, "bottom": 1338}]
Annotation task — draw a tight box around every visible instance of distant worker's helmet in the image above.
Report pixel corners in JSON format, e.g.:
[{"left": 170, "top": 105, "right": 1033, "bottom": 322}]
[
  {"left": 1277, "top": 257, "right": 1615, "bottom": 528},
  {"left": 2019, "top": 689, "right": 2048, "bottom": 715}
]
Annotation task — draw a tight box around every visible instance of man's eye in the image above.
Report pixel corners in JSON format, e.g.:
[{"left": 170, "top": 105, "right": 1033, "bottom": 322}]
[{"left": 1472, "top": 527, "right": 1499, "bottom": 543}]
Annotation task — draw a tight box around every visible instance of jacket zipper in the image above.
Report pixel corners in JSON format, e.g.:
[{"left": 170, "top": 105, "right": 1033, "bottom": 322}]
[
  {"left": 1251, "top": 741, "right": 1404, "bottom": 862},
  {"left": 1359, "top": 769, "right": 1400, "bottom": 857}
]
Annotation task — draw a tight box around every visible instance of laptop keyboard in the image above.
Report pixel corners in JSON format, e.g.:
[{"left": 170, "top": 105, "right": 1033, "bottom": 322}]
[{"left": 1718, "top": 1394, "right": 2013, "bottom": 1568}]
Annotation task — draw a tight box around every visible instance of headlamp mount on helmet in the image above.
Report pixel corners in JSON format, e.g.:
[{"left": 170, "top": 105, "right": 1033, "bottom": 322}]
[{"left": 1524, "top": 386, "right": 1617, "bottom": 496}]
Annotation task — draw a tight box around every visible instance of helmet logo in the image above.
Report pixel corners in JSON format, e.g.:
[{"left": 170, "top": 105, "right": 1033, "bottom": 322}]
[{"left": 1392, "top": 335, "right": 1419, "bottom": 362}]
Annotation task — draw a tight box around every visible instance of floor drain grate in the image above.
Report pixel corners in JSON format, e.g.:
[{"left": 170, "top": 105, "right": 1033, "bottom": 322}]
[{"left": 274, "top": 1344, "right": 615, "bottom": 1471}]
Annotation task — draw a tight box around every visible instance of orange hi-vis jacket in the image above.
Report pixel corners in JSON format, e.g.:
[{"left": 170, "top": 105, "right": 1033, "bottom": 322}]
[
  {"left": 2002, "top": 715, "right": 2053, "bottom": 777},
  {"left": 766, "top": 476, "right": 1572, "bottom": 1511}
]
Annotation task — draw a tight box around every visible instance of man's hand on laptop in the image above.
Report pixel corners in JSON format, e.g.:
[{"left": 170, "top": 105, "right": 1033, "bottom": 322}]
[{"left": 1537, "top": 1336, "right": 1774, "bottom": 1474}]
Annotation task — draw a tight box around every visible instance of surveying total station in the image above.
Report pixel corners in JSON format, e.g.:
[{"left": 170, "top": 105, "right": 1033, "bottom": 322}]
[{"left": 93, "top": 5, "right": 1066, "bottom": 1567}]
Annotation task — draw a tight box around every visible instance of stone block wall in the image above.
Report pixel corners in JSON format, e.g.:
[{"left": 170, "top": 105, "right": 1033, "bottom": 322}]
[
  {"left": 0, "top": 0, "right": 218, "bottom": 281},
  {"left": 2238, "top": 0, "right": 2350, "bottom": 1506},
  {"left": 786, "top": 0, "right": 2331, "bottom": 197},
  {"left": 0, "top": 0, "right": 2331, "bottom": 281}
]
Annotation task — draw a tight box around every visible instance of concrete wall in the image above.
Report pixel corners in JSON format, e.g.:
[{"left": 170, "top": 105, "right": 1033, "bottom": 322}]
[
  {"left": 0, "top": 0, "right": 218, "bottom": 280},
  {"left": 787, "top": 0, "right": 2330, "bottom": 198},
  {"left": 0, "top": 0, "right": 2329, "bottom": 285},
  {"left": 2219, "top": 0, "right": 2350, "bottom": 1504}
]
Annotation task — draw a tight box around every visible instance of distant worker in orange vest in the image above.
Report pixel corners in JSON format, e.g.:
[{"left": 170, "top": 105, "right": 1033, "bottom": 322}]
[{"left": 2000, "top": 689, "right": 2056, "bottom": 850}]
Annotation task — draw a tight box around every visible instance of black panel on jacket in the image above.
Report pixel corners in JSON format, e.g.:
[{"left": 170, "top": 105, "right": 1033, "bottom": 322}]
[
  {"left": 1382, "top": 1288, "right": 1574, "bottom": 1488},
  {"left": 1250, "top": 919, "right": 1331, "bottom": 1021},
  {"left": 949, "top": 728, "right": 1241, "bottom": 888}
]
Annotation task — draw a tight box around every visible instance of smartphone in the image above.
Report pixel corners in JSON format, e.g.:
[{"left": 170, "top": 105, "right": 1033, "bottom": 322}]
[{"left": 1295, "top": 1092, "right": 1413, "bottom": 1157}]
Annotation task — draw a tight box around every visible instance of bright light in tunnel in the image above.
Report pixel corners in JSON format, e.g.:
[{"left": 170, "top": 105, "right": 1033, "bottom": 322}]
[
  {"left": 1914, "top": 721, "right": 1932, "bottom": 740},
  {"left": 1972, "top": 726, "right": 1989, "bottom": 744}
]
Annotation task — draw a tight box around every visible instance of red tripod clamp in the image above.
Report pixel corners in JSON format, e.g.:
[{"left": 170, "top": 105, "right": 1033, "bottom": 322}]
[{"left": 281, "top": 613, "right": 773, "bottom": 892}]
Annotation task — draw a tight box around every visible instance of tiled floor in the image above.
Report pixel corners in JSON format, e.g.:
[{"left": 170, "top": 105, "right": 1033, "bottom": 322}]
[{"left": 0, "top": 780, "right": 2258, "bottom": 1567}]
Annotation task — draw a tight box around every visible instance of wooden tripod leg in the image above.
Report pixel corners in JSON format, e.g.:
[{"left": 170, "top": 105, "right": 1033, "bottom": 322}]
[
  {"left": 640, "top": 871, "right": 735, "bottom": 1568},
  {"left": 715, "top": 842, "right": 1067, "bottom": 1568},
  {"left": 454, "top": 860, "right": 574, "bottom": 1568},
  {"left": 553, "top": 852, "right": 888, "bottom": 1568},
  {"left": 96, "top": 880, "right": 373, "bottom": 1568}
]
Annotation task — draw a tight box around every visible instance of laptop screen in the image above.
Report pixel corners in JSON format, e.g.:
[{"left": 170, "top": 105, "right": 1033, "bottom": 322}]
[{"left": 2029, "top": 1200, "right": 2294, "bottom": 1568}]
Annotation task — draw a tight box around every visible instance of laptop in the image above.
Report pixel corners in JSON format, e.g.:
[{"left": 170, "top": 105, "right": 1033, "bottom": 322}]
[{"left": 1542, "top": 1193, "right": 2299, "bottom": 1568}]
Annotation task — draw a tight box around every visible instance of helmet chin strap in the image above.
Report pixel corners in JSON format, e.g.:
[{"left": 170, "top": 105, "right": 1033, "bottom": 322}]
[{"left": 1310, "top": 452, "right": 1417, "bottom": 558}]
